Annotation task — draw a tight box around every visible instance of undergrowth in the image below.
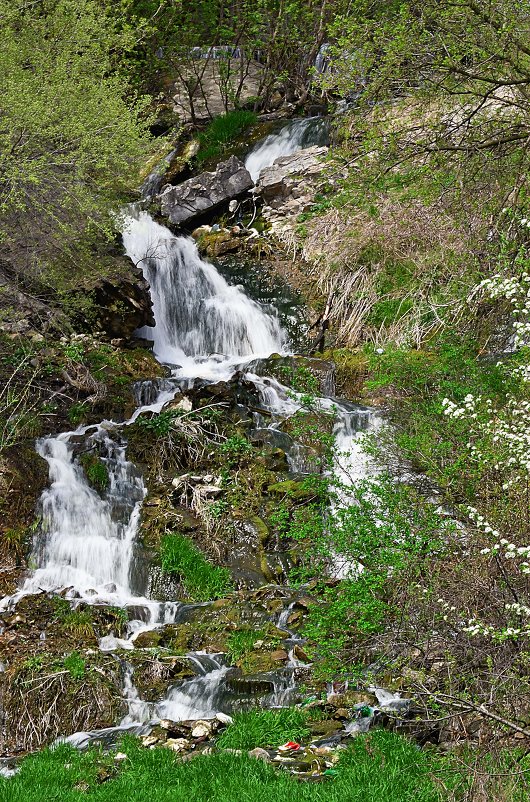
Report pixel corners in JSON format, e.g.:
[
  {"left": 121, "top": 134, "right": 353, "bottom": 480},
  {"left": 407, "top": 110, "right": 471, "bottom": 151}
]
[{"left": 160, "top": 532, "right": 233, "bottom": 601}]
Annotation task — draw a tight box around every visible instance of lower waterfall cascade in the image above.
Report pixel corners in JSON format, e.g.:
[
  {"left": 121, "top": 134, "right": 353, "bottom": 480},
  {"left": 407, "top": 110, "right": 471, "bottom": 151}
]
[{"left": 1, "top": 202, "right": 379, "bottom": 747}]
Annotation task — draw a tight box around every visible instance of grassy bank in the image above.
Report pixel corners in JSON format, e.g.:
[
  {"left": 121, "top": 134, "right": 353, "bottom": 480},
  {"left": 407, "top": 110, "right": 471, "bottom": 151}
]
[{"left": 0, "top": 731, "right": 446, "bottom": 802}]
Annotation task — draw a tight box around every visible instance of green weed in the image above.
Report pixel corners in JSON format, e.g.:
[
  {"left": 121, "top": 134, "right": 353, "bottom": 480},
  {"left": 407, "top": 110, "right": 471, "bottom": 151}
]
[
  {"left": 196, "top": 110, "right": 258, "bottom": 164},
  {"left": 79, "top": 452, "right": 109, "bottom": 493},
  {"left": 63, "top": 651, "right": 86, "bottom": 680},
  {"left": 225, "top": 629, "right": 263, "bottom": 662},
  {"left": 160, "top": 533, "right": 233, "bottom": 601}
]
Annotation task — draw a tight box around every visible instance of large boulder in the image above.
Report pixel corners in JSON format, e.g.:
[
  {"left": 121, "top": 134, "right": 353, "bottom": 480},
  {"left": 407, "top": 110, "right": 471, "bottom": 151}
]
[
  {"left": 255, "top": 145, "right": 328, "bottom": 207},
  {"left": 159, "top": 155, "right": 254, "bottom": 227},
  {"left": 92, "top": 262, "right": 155, "bottom": 339}
]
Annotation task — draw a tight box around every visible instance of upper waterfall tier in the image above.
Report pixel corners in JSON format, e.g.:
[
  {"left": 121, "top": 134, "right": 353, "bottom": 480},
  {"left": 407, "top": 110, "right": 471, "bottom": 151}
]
[
  {"left": 245, "top": 116, "right": 329, "bottom": 182},
  {"left": 122, "top": 211, "right": 286, "bottom": 377}
]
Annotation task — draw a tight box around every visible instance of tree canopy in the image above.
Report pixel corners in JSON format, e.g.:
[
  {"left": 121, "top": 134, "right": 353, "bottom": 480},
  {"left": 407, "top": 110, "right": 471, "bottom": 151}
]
[{"left": 0, "top": 0, "right": 151, "bottom": 279}]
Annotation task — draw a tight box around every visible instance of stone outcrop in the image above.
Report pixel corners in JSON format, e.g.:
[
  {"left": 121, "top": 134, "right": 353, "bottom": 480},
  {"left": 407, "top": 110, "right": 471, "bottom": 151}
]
[
  {"left": 255, "top": 145, "right": 328, "bottom": 209},
  {"left": 92, "top": 265, "right": 155, "bottom": 340},
  {"left": 159, "top": 156, "right": 254, "bottom": 227}
]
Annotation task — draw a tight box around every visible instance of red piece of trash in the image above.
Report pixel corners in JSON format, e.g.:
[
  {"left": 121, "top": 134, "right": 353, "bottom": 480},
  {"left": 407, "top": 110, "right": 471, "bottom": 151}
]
[{"left": 279, "top": 741, "right": 301, "bottom": 751}]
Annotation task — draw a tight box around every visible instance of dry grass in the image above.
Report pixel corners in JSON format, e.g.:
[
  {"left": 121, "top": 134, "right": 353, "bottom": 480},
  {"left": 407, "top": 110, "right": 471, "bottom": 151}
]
[
  {"left": 300, "top": 198, "right": 477, "bottom": 348},
  {"left": 1, "top": 659, "right": 123, "bottom": 752}
]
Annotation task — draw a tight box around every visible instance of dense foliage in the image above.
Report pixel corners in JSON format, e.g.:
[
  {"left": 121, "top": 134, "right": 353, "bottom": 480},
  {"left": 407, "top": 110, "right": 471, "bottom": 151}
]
[{"left": 0, "top": 1, "right": 150, "bottom": 266}]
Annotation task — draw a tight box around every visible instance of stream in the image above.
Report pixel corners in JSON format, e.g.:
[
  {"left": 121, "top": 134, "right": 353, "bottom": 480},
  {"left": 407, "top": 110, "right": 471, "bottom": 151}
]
[{"left": 1, "top": 120, "right": 381, "bottom": 748}]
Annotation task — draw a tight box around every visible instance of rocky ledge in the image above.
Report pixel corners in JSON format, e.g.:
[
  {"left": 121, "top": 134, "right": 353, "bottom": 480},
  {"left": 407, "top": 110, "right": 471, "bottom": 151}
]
[{"left": 159, "top": 156, "right": 254, "bottom": 228}]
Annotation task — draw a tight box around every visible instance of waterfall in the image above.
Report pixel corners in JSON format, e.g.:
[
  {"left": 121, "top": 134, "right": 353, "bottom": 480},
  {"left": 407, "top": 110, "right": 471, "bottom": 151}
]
[
  {"left": 122, "top": 211, "right": 286, "bottom": 376},
  {"left": 245, "top": 116, "right": 329, "bottom": 182},
  {"left": 14, "top": 427, "right": 145, "bottom": 605},
  {"left": 3, "top": 179, "right": 384, "bottom": 744}
]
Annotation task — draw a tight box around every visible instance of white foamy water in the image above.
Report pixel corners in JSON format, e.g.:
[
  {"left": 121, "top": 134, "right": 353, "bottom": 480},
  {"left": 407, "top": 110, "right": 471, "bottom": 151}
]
[
  {"left": 3, "top": 196, "right": 382, "bottom": 744},
  {"left": 245, "top": 116, "right": 328, "bottom": 181},
  {"left": 122, "top": 211, "right": 286, "bottom": 377}
]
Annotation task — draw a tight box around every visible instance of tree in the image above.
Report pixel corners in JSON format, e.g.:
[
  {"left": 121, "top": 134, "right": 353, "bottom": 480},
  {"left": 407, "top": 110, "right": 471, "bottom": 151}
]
[
  {"left": 110, "top": 0, "right": 345, "bottom": 120},
  {"left": 0, "top": 0, "right": 151, "bottom": 300},
  {"left": 324, "top": 2, "right": 530, "bottom": 156}
]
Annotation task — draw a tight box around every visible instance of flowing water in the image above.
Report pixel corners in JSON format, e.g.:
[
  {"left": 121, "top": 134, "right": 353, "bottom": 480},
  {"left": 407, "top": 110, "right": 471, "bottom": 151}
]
[
  {"left": 3, "top": 128, "right": 380, "bottom": 745},
  {"left": 245, "top": 116, "right": 329, "bottom": 182}
]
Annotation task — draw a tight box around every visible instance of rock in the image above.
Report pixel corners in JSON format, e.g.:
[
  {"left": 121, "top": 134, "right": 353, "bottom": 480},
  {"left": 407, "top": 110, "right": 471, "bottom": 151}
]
[
  {"left": 191, "top": 720, "right": 213, "bottom": 739},
  {"left": 248, "top": 747, "right": 271, "bottom": 762},
  {"left": 159, "top": 156, "right": 254, "bottom": 227},
  {"left": 140, "top": 735, "right": 160, "bottom": 748},
  {"left": 172, "top": 397, "right": 193, "bottom": 412},
  {"left": 133, "top": 630, "right": 161, "bottom": 649},
  {"left": 267, "top": 480, "right": 316, "bottom": 501},
  {"left": 310, "top": 719, "right": 343, "bottom": 737},
  {"left": 255, "top": 146, "right": 328, "bottom": 204},
  {"left": 166, "top": 738, "right": 190, "bottom": 752},
  {"left": 114, "top": 752, "right": 128, "bottom": 761},
  {"left": 215, "top": 712, "right": 233, "bottom": 726},
  {"left": 191, "top": 225, "right": 212, "bottom": 240},
  {"left": 211, "top": 598, "right": 231, "bottom": 609},
  {"left": 195, "top": 228, "right": 242, "bottom": 257},
  {"left": 201, "top": 484, "right": 223, "bottom": 497},
  {"left": 160, "top": 719, "right": 178, "bottom": 731},
  {"left": 91, "top": 267, "right": 155, "bottom": 340},
  {"left": 270, "top": 649, "right": 288, "bottom": 662},
  {"left": 292, "top": 645, "right": 310, "bottom": 663}
]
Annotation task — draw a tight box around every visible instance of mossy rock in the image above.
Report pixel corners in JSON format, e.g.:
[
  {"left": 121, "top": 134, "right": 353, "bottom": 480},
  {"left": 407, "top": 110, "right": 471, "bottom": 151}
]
[
  {"left": 129, "top": 655, "right": 195, "bottom": 701},
  {"left": 237, "top": 650, "right": 285, "bottom": 674},
  {"left": 267, "top": 480, "right": 317, "bottom": 502},
  {"left": 79, "top": 452, "right": 109, "bottom": 493},
  {"left": 134, "top": 630, "right": 162, "bottom": 649},
  {"left": 308, "top": 718, "right": 343, "bottom": 737},
  {"left": 321, "top": 348, "right": 371, "bottom": 400},
  {"left": 196, "top": 230, "right": 241, "bottom": 258}
]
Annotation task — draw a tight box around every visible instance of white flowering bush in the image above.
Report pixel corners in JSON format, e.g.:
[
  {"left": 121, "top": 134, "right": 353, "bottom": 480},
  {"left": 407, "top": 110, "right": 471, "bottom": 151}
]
[
  {"left": 441, "top": 394, "right": 530, "bottom": 490},
  {"left": 435, "top": 235, "right": 530, "bottom": 643},
  {"left": 431, "top": 505, "right": 530, "bottom": 642},
  {"left": 477, "top": 219, "right": 530, "bottom": 348}
]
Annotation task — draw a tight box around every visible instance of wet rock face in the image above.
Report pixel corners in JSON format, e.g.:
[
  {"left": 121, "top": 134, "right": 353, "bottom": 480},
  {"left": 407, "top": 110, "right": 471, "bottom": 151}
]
[
  {"left": 159, "top": 156, "right": 254, "bottom": 227},
  {"left": 92, "top": 267, "right": 155, "bottom": 340}
]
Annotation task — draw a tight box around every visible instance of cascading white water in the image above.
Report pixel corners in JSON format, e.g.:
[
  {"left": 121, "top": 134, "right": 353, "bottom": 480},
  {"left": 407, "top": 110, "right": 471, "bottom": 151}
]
[
  {"left": 245, "top": 116, "right": 329, "bottom": 182},
  {"left": 122, "top": 211, "right": 285, "bottom": 375},
  {"left": 247, "top": 371, "right": 380, "bottom": 579},
  {"left": 154, "top": 655, "right": 230, "bottom": 723},
  {"left": 4, "top": 160, "right": 383, "bottom": 745},
  {"left": 12, "top": 427, "right": 144, "bottom": 606}
]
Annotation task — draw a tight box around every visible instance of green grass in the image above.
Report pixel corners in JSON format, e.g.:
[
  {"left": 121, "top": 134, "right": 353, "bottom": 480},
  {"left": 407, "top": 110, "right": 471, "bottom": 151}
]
[
  {"left": 79, "top": 452, "right": 109, "bottom": 493},
  {"left": 216, "top": 709, "right": 311, "bottom": 750},
  {"left": 225, "top": 629, "right": 263, "bottom": 662},
  {"left": 0, "top": 731, "right": 444, "bottom": 802},
  {"left": 196, "top": 110, "right": 258, "bottom": 164},
  {"left": 160, "top": 533, "right": 233, "bottom": 601}
]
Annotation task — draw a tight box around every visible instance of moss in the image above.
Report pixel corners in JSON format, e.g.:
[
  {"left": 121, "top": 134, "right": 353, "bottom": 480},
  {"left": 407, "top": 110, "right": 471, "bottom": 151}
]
[
  {"left": 79, "top": 452, "right": 109, "bottom": 493},
  {"left": 321, "top": 348, "right": 370, "bottom": 399},
  {"left": 267, "top": 480, "right": 318, "bottom": 502}
]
